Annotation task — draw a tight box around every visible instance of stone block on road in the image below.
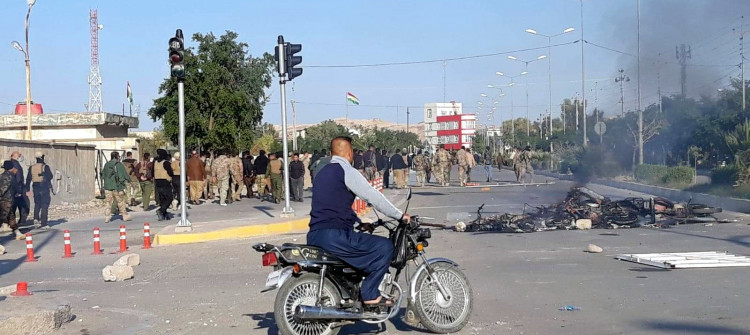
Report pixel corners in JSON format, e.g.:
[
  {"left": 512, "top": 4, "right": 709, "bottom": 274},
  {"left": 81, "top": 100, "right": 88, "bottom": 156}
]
[
  {"left": 114, "top": 253, "right": 141, "bottom": 267},
  {"left": 575, "top": 219, "right": 592, "bottom": 230},
  {"left": 0, "top": 243, "right": 5, "bottom": 254},
  {"left": 102, "top": 265, "right": 134, "bottom": 282},
  {"left": 586, "top": 244, "right": 603, "bottom": 253}
]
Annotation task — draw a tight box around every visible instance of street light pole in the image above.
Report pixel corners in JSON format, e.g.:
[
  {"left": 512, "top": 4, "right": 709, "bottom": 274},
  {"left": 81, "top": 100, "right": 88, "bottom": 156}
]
[
  {"left": 13, "top": 0, "right": 36, "bottom": 140},
  {"left": 525, "top": 27, "right": 575, "bottom": 137},
  {"left": 507, "top": 55, "right": 546, "bottom": 139},
  {"left": 581, "top": 0, "right": 588, "bottom": 147}
]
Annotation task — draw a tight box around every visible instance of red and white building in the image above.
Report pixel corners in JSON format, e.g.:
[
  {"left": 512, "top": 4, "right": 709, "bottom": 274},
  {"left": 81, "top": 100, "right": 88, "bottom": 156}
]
[{"left": 423, "top": 102, "right": 477, "bottom": 152}]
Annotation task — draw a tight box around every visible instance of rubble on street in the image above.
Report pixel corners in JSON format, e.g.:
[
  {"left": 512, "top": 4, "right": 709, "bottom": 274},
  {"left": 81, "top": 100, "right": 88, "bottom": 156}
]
[{"left": 457, "top": 186, "right": 723, "bottom": 233}]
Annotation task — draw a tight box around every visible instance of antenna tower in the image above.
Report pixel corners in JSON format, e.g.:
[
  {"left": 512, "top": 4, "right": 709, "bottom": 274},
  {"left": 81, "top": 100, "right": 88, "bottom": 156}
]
[{"left": 87, "top": 9, "right": 103, "bottom": 113}]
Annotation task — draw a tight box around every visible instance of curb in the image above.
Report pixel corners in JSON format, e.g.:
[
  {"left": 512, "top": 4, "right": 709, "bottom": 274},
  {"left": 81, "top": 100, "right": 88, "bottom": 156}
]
[{"left": 152, "top": 217, "right": 310, "bottom": 246}]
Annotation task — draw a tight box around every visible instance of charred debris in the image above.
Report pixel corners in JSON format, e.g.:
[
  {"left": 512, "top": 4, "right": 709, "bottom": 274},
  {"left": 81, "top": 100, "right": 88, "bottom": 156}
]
[{"left": 456, "top": 186, "right": 722, "bottom": 233}]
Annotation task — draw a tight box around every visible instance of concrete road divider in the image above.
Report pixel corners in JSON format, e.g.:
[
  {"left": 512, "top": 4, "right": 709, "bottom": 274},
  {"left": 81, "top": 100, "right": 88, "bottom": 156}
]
[{"left": 153, "top": 217, "right": 311, "bottom": 246}]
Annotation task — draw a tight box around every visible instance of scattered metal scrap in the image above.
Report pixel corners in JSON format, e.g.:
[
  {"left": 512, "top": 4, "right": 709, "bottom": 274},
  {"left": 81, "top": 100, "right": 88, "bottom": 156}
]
[
  {"left": 616, "top": 252, "right": 750, "bottom": 269},
  {"left": 456, "top": 186, "right": 723, "bottom": 233}
]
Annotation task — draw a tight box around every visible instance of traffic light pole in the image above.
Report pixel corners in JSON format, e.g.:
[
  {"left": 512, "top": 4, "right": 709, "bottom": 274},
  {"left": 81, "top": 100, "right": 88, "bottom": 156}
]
[
  {"left": 278, "top": 38, "right": 294, "bottom": 217},
  {"left": 176, "top": 79, "right": 192, "bottom": 230}
]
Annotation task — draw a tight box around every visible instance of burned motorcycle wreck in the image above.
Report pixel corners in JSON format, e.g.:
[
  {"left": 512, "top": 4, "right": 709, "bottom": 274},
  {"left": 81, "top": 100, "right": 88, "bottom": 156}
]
[{"left": 457, "top": 187, "right": 722, "bottom": 233}]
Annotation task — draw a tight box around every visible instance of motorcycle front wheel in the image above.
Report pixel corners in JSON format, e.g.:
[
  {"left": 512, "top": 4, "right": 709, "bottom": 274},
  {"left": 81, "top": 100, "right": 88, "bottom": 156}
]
[
  {"left": 414, "top": 262, "right": 473, "bottom": 334},
  {"left": 274, "top": 273, "right": 341, "bottom": 335}
]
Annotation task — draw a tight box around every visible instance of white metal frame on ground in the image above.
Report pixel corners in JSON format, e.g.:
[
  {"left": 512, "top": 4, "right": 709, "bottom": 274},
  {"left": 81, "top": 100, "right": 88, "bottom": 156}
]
[{"left": 616, "top": 252, "right": 750, "bottom": 269}]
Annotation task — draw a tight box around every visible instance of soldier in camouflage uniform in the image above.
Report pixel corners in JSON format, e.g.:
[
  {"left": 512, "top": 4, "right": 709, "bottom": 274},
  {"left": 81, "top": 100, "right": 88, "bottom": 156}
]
[
  {"left": 439, "top": 146, "right": 453, "bottom": 186},
  {"left": 102, "top": 152, "right": 132, "bottom": 223},
  {"left": 230, "top": 152, "right": 244, "bottom": 201},
  {"left": 202, "top": 152, "right": 214, "bottom": 200},
  {"left": 0, "top": 160, "right": 23, "bottom": 240},
  {"left": 413, "top": 149, "right": 427, "bottom": 187},
  {"left": 211, "top": 150, "right": 231, "bottom": 206},
  {"left": 431, "top": 147, "right": 443, "bottom": 186},
  {"left": 434, "top": 145, "right": 452, "bottom": 187}
]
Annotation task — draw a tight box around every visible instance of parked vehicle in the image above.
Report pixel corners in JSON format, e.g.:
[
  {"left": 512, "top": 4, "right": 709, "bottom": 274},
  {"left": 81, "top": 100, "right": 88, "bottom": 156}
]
[{"left": 252, "top": 190, "right": 473, "bottom": 335}]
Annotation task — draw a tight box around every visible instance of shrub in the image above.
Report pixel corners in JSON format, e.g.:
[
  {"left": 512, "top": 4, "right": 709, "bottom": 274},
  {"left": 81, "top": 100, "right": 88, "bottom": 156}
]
[
  {"left": 711, "top": 165, "right": 739, "bottom": 185},
  {"left": 635, "top": 164, "right": 693, "bottom": 187}
]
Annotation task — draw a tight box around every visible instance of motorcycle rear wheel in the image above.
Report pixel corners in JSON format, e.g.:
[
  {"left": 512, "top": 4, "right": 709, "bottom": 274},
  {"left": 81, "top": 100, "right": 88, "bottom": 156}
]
[
  {"left": 274, "top": 273, "right": 341, "bottom": 335},
  {"left": 414, "top": 262, "right": 473, "bottom": 334}
]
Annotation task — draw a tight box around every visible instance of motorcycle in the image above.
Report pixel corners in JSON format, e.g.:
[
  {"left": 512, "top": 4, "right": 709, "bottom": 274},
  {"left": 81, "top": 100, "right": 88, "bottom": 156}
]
[{"left": 252, "top": 189, "right": 473, "bottom": 335}]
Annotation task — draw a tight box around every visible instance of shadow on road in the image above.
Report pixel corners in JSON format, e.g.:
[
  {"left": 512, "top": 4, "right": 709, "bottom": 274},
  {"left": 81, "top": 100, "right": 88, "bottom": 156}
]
[
  {"left": 639, "top": 320, "right": 748, "bottom": 334},
  {"left": 0, "top": 228, "right": 59, "bottom": 278},
  {"left": 245, "top": 309, "right": 418, "bottom": 335},
  {"left": 254, "top": 206, "right": 276, "bottom": 218}
]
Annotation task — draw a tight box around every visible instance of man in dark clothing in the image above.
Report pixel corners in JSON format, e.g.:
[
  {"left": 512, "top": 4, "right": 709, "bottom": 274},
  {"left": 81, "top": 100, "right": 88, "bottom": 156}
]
[
  {"left": 353, "top": 150, "right": 365, "bottom": 175},
  {"left": 154, "top": 149, "right": 175, "bottom": 221},
  {"left": 483, "top": 146, "right": 494, "bottom": 182},
  {"left": 1, "top": 160, "right": 24, "bottom": 240},
  {"left": 307, "top": 137, "right": 409, "bottom": 308},
  {"left": 9, "top": 151, "right": 29, "bottom": 226},
  {"left": 25, "top": 151, "right": 53, "bottom": 229},
  {"left": 242, "top": 153, "right": 255, "bottom": 199},
  {"left": 253, "top": 150, "right": 270, "bottom": 199},
  {"left": 379, "top": 149, "right": 390, "bottom": 188},
  {"left": 363, "top": 145, "right": 378, "bottom": 181},
  {"left": 390, "top": 149, "right": 407, "bottom": 189},
  {"left": 289, "top": 153, "right": 305, "bottom": 202}
]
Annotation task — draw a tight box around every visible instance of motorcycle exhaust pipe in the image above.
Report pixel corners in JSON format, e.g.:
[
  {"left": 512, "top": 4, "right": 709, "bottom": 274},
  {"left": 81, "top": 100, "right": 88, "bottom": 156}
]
[{"left": 295, "top": 305, "right": 365, "bottom": 320}]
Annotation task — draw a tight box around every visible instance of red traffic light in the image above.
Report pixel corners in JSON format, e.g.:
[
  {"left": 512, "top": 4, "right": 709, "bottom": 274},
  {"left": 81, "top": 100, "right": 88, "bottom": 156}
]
[{"left": 170, "top": 52, "right": 183, "bottom": 63}]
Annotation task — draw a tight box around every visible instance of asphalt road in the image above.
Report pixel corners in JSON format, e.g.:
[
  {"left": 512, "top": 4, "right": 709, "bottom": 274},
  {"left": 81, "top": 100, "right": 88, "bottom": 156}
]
[{"left": 2, "top": 167, "right": 750, "bottom": 335}]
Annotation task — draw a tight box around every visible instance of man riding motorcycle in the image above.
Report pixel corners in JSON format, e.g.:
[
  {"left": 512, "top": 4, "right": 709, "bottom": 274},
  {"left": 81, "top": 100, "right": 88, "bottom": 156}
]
[{"left": 306, "top": 136, "right": 410, "bottom": 309}]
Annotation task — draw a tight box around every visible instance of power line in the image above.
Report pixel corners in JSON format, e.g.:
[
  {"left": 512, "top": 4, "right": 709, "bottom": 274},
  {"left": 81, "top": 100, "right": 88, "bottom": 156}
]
[
  {"left": 585, "top": 40, "right": 738, "bottom": 68},
  {"left": 304, "top": 40, "right": 580, "bottom": 68}
]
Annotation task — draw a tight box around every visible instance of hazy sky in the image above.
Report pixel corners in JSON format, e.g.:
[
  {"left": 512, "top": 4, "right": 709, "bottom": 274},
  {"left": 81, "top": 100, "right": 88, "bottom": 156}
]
[{"left": 1, "top": 0, "right": 747, "bottom": 130}]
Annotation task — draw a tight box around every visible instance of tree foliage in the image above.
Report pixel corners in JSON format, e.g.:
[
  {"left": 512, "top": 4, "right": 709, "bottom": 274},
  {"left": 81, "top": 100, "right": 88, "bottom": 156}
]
[
  {"left": 148, "top": 31, "right": 275, "bottom": 152},
  {"left": 295, "top": 120, "right": 421, "bottom": 153}
]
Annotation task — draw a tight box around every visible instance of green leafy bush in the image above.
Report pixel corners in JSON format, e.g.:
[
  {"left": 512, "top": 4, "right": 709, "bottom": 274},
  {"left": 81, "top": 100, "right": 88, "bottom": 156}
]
[
  {"left": 711, "top": 165, "right": 739, "bottom": 185},
  {"left": 635, "top": 164, "right": 693, "bottom": 187}
]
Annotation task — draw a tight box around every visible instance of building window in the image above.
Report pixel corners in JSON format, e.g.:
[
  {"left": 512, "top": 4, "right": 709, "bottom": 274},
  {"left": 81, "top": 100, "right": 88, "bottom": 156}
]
[{"left": 427, "top": 109, "right": 433, "bottom": 118}]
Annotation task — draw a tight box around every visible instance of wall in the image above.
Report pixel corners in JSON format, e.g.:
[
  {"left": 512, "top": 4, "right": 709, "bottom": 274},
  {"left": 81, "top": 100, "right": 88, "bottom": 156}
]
[{"left": 0, "top": 139, "right": 96, "bottom": 205}]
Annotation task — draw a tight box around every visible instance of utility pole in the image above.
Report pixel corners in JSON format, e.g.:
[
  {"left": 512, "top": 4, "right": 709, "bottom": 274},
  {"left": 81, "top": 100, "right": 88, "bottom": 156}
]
[
  {"left": 581, "top": 0, "right": 587, "bottom": 146},
  {"left": 594, "top": 81, "right": 599, "bottom": 124},
  {"left": 442, "top": 61, "right": 447, "bottom": 102},
  {"left": 736, "top": 16, "right": 746, "bottom": 114},
  {"left": 615, "top": 69, "right": 630, "bottom": 116},
  {"left": 291, "top": 99, "right": 297, "bottom": 152},
  {"left": 561, "top": 103, "right": 566, "bottom": 135},
  {"left": 638, "top": 0, "right": 643, "bottom": 164},
  {"left": 574, "top": 92, "right": 581, "bottom": 132},
  {"left": 675, "top": 43, "right": 692, "bottom": 96},
  {"left": 406, "top": 107, "right": 410, "bottom": 134}
]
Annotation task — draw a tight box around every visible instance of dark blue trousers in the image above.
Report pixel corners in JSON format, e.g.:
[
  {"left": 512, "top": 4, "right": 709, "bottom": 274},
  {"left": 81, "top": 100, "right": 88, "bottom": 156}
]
[{"left": 307, "top": 229, "right": 393, "bottom": 301}]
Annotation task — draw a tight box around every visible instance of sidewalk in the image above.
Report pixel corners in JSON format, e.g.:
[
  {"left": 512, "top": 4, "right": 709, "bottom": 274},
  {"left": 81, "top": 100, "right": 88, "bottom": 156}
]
[{"left": 154, "top": 188, "right": 410, "bottom": 246}]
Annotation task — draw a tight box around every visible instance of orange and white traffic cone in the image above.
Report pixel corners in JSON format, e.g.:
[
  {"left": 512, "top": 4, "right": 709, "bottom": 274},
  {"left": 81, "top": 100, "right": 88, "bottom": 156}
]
[
  {"left": 142, "top": 223, "right": 151, "bottom": 249},
  {"left": 92, "top": 227, "right": 103, "bottom": 255},
  {"left": 62, "top": 230, "right": 74, "bottom": 258},
  {"left": 118, "top": 225, "right": 128, "bottom": 253}
]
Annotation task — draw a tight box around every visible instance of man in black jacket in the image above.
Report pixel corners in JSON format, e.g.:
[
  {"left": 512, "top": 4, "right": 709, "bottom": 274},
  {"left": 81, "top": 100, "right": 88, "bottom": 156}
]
[
  {"left": 289, "top": 153, "right": 305, "bottom": 202},
  {"left": 253, "top": 150, "right": 270, "bottom": 199},
  {"left": 9, "top": 151, "right": 29, "bottom": 226},
  {"left": 242, "top": 153, "right": 255, "bottom": 198},
  {"left": 379, "top": 149, "right": 390, "bottom": 188}
]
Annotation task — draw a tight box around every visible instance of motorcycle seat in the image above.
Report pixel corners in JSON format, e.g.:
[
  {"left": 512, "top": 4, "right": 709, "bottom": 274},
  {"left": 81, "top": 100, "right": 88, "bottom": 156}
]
[{"left": 280, "top": 243, "right": 345, "bottom": 265}]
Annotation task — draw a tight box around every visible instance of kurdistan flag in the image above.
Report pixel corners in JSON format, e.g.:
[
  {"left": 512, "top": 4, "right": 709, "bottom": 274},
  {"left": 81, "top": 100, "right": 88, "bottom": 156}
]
[
  {"left": 346, "top": 92, "right": 359, "bottom": 105},
  {"left": 126, "top": 81, "right": 134, "bottom": 105}
]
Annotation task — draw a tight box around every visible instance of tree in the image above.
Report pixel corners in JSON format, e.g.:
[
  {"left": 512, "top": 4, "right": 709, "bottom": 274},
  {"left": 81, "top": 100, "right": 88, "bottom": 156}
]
[
  {"left": 148, "top": 31, "right": 275, "bottom": 152},
  {"left": 297, "top": 120, "right": 353, "bottom": 153},
  {"left": 137, "top": 127, "right": 171, "bottom": 155}
]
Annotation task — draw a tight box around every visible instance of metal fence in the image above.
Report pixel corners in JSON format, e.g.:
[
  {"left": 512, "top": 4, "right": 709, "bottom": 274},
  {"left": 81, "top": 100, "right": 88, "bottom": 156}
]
[{"left": 0, "top": 139, "right": 96, "bottom": 205}]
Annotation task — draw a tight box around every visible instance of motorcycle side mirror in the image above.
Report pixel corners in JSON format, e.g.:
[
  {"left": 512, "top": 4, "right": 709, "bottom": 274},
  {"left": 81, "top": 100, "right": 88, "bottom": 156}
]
[{"left": 407, "top": 188, "right": 412, "bottom": 201}]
